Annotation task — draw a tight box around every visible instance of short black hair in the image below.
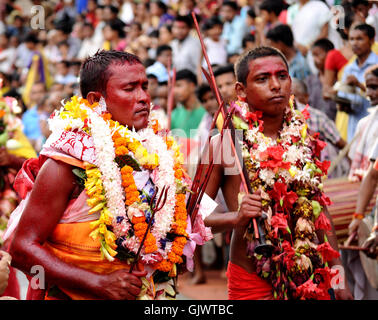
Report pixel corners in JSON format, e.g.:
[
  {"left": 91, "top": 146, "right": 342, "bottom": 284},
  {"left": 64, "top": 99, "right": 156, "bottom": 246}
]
[
  {"left": 105, "top": 4, "right": 119, "bottom": 15},
  {"left": 351, "top": 0, "right": 369, "bottom": 8},
  {"left": 259, "top": 0, "right": 285, "bottom": 16},
  {"left": 174, "top": 14, "right": 192, "bottom": 28},
  {"left": 154, "top": 1, "right": 167, "bottom": 13},
  {"left": 312, "top": 38, "right": 334, "bottom": 52},
  {"left": 175, "top": 69, "right": 197, "bottom": 85},
  {"left": 242, "top": 33, "right": 256, "bottom": 48},
  {"left": 247, "top": 8, "right": 256, "bottom": 19},
  {"left": 214, "top": 64, "right": 235, "bottom": 78},
  {"left": 266, "top": 24, "right": 294, "bottom": 48},
  {"left": 235, "top": 46, "right": 289, "bottom": 85},
  {"left": 222, "top": 1, "right": 238, "bottom": 11},
  {"left": 149, "top": 29, "right": 159, "bottom": 38},
  {"left": 353, "top": 23, "right": 376, "bottom": 40},
  {"left": 147, "top": 73, "right": 158, "bottom": 80},
  {"left": 58, "top": 60, "right": 70, "bottom": 68},
  {"left": 24, "top": 32, "right": 39, "bottom": 44},
  {"left": 80, "top": 50, "right": 142, "bottom": 98},
  {"left": 105, "top": 19, "right": 126, "bottom": 38},
  {"left": 196, "top": 83, "right": 212, "bottom": 102},
  {"left": 156, "top": 44, "right": 172, "bottom": 57},
  {"left": 203, "top": 16, "right": 223, "bottom": 31},
  {"left": 83, "top": 22, "right": 94, "bottom": 30}
]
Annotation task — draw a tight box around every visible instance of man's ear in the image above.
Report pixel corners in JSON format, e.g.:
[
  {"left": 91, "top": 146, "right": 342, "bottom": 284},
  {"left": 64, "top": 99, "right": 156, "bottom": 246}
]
[
  {"left": 86, "top": 91, "right": 102, "bottom": 105},
  {"left": 235, "top": 82, "right": 246, "bottom": 100}
]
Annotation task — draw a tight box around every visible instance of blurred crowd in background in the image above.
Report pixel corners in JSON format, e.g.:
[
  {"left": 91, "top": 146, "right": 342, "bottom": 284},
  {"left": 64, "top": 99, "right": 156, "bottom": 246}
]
[{"left": 0, "top": 0, "right": 378, "bottom": 299}]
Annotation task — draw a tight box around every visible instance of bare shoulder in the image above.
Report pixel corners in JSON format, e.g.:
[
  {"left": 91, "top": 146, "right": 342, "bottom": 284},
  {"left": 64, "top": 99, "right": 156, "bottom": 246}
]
[
  {"left": 25, "top": 158, "right": 78, "bottom": 215},
  {"left": 12, "top": 159, "right": 78, "bottom": 243},
  {"left": 36, "top": 158, "right": 76, "bottom": 191}
]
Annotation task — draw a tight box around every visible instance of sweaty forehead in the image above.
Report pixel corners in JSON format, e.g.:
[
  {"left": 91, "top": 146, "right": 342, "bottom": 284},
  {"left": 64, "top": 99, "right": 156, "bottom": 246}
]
[
  {"left": 247, "top": 56, "right": 288, "bottom": 78},
  {"left": 106, "top": 63, "right": 147, "bottom": 85}
]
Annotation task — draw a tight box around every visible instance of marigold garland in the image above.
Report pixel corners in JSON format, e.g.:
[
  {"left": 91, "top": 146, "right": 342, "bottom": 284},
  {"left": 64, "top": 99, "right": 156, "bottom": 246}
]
[{"left": 49, "top": 96, "right": 193, "bottom": 299}]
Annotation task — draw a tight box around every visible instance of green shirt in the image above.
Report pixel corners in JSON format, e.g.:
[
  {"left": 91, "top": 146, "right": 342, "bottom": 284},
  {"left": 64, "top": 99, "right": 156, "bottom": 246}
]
[{"left": 171, "top": 104, "right": 207, "bottom": 138}]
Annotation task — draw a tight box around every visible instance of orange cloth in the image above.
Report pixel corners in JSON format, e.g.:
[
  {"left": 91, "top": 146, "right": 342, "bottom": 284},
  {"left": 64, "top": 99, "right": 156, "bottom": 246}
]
[
  {"left": 34, "top": 221, "right": 147, "bottom": 300},
  {"left": 226, "top": 261, "right": 273, "bottom": 300}
]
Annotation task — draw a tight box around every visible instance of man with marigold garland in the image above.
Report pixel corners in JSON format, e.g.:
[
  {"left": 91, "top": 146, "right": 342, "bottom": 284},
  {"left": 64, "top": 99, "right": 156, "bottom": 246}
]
[
  {"left": 202, "top": 46, "right": 354, "bottom": 300},
  {"left": 5, "top": 50, "right": 211, "bottom": 300}
]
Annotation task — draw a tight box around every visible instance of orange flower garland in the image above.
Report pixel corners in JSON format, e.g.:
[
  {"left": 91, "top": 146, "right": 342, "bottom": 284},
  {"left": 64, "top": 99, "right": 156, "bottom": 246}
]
[
  {"left": 98, "top": 113, "right": 188, "bottom": 271},
  {"left": 153, "top": 162, "right": 188, "bottom": 272},
  {"left": 113, "top": 132, "right": 159, "bottom": 256}
]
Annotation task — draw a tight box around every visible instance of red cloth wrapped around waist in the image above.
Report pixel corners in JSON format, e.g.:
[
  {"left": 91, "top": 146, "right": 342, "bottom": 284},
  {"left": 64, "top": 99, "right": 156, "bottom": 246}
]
[{"left": 226, "top": 261, "right": 273, "bottom": 300}]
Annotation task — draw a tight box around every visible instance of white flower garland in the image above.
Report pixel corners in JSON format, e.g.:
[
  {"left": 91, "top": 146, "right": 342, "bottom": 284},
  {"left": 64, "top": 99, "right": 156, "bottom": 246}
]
[
  {"left": 138, "top": 128, "right": 177, "bottom": 257},
  {"left": 87, "top": 109, "right": 127, "bottom": 219}
]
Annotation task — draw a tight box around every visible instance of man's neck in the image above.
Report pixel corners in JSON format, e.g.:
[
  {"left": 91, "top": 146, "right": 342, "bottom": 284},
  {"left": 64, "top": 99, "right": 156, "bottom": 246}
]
[
  {"left": 261, "top": 112, "right": 285, "bottom": 140},
  {"left": 183, "top": 95, "right": 200, "bottom": 110},
  {"left": 178, "top": 35, "right": 189, "bottom": 43},
  {"left": 356, "top": 51, "right": 371, "bottom": 67},
  {"left": 299, "top": 0, "right": 309, "bottom": 7}
]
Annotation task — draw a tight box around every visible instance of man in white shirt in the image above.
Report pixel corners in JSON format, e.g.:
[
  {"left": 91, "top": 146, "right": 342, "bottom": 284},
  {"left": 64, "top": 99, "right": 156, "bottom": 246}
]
[
  {"left": 78, "top": 23, "right": 102, "bottom": 61},
  {"left": 170, "top": 15, "right": 201, "bottom": 74}
]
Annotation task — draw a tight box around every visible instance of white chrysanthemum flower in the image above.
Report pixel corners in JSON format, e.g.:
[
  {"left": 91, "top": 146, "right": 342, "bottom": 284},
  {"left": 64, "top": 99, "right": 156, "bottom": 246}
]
[
  {"left": 88, "top": 110, "right": 126, "bottom": 219},
  {"left": 259, "top": 168, "right": 276, "bottom": 187},
  {"left": 284, "top": 144, "right": 302, "bottom": 163}
]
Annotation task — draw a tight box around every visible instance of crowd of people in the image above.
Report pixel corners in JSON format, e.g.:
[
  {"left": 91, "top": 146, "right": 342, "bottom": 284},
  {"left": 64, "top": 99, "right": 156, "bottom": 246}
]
[{"left": 0, "top": 0, "right": 377, "bottom": 300}]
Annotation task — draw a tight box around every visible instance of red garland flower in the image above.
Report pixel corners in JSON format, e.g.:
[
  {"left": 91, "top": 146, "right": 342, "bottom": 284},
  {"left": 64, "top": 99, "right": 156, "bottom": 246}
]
[
  {"left": 260, "top": 145, "right": 291, "bottom": 172},
  {"left": 246, "top": 110, "right": 262, "bottom": 123},
  {"left": 291, "top": 135, "right": 301, "bottom": 144},
  {"left": 314, "top": 193, "right": 332, "bottom": 207},
  {"left": 301, "top": 104, "right": 310, "bottom": 120},
  {"left": 315, "top": 211, "right": 332, "bottom": 231},
  {"left": 246, "top": 111, "right": 264, "bottom": 130},
  {"left": 271, "top": 213, "right": 290, "bottom": 237},
  {"left": 278, "top": 240, "right": 297, "bottom": 270},
  {"left": 314, "top": 267, "right": 332, "bottom": 291},
  {"left": 268, "top": 181, "right": 298, "bottom": 213},
  {"left": 315, "top": 159, "right": 331, "bottom": 176},
  {"left": 295, "top": 278, "right": 324, "bottom": 300},
  {"left": 311, "top": 133, "right": 327, "bottom": 158},
  {"left": 317, "top": 241, "right": 340, "bottom": 263}
]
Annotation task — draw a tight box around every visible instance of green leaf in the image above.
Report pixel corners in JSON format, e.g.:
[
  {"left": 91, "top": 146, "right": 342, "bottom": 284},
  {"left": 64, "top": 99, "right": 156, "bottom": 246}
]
[
  {"left": 153, "top": 270, "right": 171, "bottom": 284},
  {"left": 232, "top": 115, "right": 249, "bottom": 130},
  {"left": 72, "top": 168, "right": 87, "bottom": 180},
  {"left": 72, "top": 168, "right": 87, "bottom": 187},
  {"left": 311, "top": 200, "right": 322, "bottom": 218},
  {"left": 115, "top": 154, "right": 142, "bottom": 171}
]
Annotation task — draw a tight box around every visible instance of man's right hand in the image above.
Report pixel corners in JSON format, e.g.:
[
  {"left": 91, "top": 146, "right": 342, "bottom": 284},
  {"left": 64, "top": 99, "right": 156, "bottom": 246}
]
[
  {"left": 235, "top": 192, "right": 262, "bottom": 229},
  {"left": 96, "top": 269, "right": 148, "bottom": 300},
  {"left": 348, "top": 218, "right": 362, "bottom": 236}
]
